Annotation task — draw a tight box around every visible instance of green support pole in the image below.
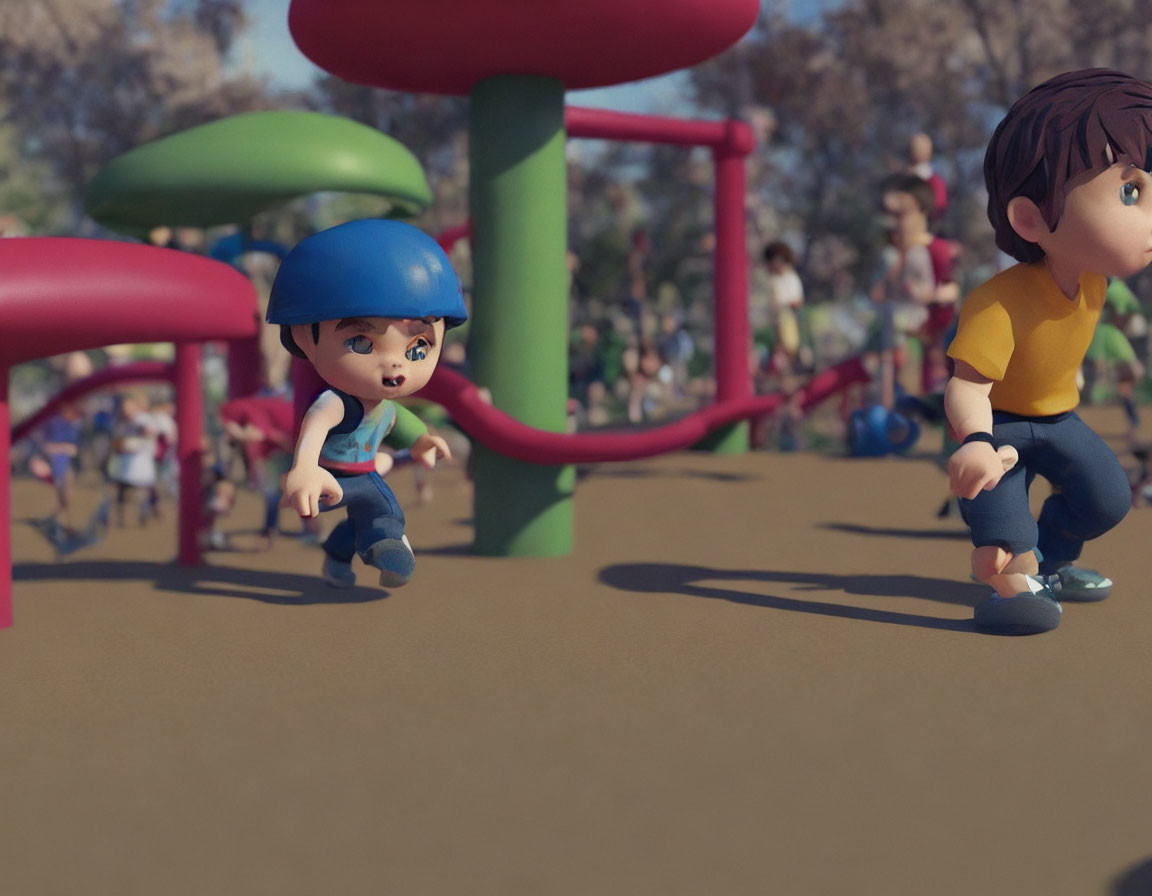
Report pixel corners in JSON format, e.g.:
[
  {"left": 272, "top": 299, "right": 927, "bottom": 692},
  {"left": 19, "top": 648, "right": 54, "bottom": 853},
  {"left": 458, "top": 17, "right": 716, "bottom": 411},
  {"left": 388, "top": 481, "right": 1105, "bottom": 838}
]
[
  {"left": 692, "top": 422, "right": 748, "bottom": 454},
  {"left": 468, "top": 75, "right": 574, "bottom": 556}
]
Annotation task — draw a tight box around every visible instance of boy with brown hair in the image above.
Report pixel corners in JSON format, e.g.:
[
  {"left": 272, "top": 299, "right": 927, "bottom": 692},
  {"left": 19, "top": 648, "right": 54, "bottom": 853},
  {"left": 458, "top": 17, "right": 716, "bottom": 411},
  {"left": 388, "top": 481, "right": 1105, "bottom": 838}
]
[{"left": 947, "top": 69, "right": 1152, "bottom": 634}]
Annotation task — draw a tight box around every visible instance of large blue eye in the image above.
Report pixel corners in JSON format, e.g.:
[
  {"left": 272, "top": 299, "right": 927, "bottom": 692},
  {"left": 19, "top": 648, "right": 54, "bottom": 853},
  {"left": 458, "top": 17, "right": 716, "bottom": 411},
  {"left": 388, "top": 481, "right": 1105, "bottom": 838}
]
[
  {"left": 344, "top": 334, "right": 373, "bottom": 355},
  {"left": 1121, "top": 181, "right": 1140, "bottom": 206},
  {"left": 405, "top": 339, "right": 429, "bottom": 362}
]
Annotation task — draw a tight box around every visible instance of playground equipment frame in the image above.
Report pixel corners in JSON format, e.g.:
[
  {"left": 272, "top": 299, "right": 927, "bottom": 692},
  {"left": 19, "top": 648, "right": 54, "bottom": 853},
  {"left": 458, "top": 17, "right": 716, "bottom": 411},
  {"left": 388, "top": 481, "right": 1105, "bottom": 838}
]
[{"left": 564, "top": 105, "right": 757, "bottom": 441}]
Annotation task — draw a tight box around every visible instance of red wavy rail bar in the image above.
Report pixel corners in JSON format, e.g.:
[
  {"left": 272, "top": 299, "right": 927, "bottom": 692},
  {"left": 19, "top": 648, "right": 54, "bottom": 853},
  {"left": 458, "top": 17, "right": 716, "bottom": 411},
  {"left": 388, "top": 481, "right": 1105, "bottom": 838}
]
[
  {"left": 11, "top": 361, "right": 174, "bottom": 444},
  {"left": 16, "top": 354, "right": 870, "bottom": 467},
  {"left": 421, "top": 355, "right": 870, "bottom": 464}
]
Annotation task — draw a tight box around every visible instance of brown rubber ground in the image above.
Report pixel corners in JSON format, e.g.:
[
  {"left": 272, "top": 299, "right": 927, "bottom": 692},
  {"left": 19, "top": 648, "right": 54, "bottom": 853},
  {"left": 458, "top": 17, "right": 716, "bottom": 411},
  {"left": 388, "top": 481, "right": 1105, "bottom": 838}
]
[{"left": 4, "top": 406, "right": 1151, "bottom": 895}]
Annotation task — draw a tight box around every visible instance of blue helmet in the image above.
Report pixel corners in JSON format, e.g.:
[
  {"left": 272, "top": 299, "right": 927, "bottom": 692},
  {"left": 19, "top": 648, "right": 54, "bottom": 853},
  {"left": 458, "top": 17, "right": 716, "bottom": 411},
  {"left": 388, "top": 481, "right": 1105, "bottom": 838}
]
[{"left": 267, "top": 218, "right": 467, "bottom": 329}]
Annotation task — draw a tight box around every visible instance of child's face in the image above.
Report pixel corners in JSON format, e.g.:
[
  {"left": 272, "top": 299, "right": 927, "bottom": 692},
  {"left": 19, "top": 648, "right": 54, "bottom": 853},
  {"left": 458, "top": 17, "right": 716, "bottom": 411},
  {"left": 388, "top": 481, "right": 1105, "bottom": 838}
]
[
  {"left": 297, "top": 316, "right": 446, "bottom": 403},
  {"left": 882, "top": 190, "right": 915, "bottom": 217},
  {"left": 120, "top": 394, "right": 146, "bottom": 417},
  {"left": 882, "top": 190, "right": 928, "bottom": 237},
  {"left": 1043, "top": 161, "right": 1152, "bottom": 278}
]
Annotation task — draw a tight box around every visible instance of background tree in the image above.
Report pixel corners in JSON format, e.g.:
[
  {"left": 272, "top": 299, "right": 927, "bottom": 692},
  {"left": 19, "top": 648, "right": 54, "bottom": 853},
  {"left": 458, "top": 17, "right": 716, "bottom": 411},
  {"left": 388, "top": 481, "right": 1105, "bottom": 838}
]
[
  {"left": 0, "top": 116, "right": 62, "bottom": 235},
  {"left": 307, "top": 78, "right": 470, "bottom": 233},
  {"left": 689, "top": 0, "right": 1152, "bottom": 303},
  {"left": 0, "top": 0, "right": 278, "bottom": 232},
  {"left": 7, "top": 0, "right": 1152, "bottom": 318}
]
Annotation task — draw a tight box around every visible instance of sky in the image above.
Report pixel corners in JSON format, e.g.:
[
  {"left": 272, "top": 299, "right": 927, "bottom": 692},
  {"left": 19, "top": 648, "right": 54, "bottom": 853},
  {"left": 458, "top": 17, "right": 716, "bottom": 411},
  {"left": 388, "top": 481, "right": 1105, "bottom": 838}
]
[{"left": 238, "top": 0, "right": 836, "bottom": 115}]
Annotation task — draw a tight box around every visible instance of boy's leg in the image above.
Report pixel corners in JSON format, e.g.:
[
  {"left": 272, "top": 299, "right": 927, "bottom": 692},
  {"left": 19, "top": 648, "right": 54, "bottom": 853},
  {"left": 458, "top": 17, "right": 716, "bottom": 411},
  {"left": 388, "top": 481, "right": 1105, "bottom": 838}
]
[
  {"left": 115, "top": 481, "right": 129, "bottom": 525},
  {"left": 328, "top": 474, "right": 413, "bottom": 587},
  {"left": 319, "top": 516, "right": 357, "bottom": 588},
  {"left": 958, "top": 428, "right": 1038, "bottom": 588},
  {"left": 261, "top": 487, "right": 280, "bottom": 538},
  {"left": 960, "top": 422, "right": 1061, "bottom": 634},
  {"left": 318, "top": 480, "right": 358, "bottom": 587},
  {"left": 971, "top": 544, "right": 1039, "bottom": 598},
  {"left": 1032, "top": 415, "right": 1131, "bottom": 577}
]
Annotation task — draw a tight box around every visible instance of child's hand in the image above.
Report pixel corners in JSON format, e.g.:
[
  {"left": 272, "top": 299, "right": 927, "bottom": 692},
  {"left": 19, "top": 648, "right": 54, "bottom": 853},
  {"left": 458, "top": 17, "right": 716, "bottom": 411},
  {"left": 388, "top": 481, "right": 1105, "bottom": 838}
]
[
  {"left": 282, "top": 465, "right": 343, "bottom": 518},
  {"left": 410, "top": 433, "right": 451, "bottom": 469},
  {"left": 948, "top": 442, "right": 1018, "bottom": 500},
  {"left": 373, "top": 452, "right": 396, "bottom": 477}
]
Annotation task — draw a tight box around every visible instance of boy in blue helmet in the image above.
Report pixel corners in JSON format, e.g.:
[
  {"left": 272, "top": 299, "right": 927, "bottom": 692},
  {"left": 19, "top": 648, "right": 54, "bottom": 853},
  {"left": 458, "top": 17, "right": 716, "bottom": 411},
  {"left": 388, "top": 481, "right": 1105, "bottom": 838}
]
[{"left": 267, "top": 218, "right": 468, "bottom": 588}]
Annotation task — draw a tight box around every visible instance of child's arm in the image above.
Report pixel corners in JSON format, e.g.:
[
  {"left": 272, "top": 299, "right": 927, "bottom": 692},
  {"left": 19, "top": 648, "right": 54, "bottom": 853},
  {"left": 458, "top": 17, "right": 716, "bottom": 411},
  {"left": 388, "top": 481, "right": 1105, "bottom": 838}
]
[
  {"left": 283, "top": 393, "right": 345, "bottom": 518},
  {"left": 944, "top": 361, "right": 1018, "bottom": 499},
  {"left": 385, "top": 403, "right": 452, "bottom": 469},
  {"left": 409, "top": 431, "right": 452, "bottom": 468}
]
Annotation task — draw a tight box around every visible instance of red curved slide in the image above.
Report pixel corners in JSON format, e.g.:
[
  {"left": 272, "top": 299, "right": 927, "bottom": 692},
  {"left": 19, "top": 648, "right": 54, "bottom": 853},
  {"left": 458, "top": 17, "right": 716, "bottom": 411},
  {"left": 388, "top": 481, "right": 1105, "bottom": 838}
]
[
  {"left": 421, "top": 355, "right": 869, "bottom": 464},
  {"left": 1, "top": 237, "right": 259, "bottom": 628},
  {"left": 10, "top": 361, "right": 174, "bottom": 445}
]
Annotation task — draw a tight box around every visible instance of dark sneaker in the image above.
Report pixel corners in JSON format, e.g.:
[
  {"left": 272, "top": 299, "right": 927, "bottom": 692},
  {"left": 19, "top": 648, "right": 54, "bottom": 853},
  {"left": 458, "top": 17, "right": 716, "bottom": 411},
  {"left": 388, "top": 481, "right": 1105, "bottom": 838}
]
[
  {"left": 363, "top": 535, "right": 415, "bottom": 588},
  {"left": 321, "top": 554, "right": 357, "bottom": 589},
  {"left": 973, "top": 583, "right": 1062, "bottom": 635},
  {"left": 1044, "top": 566, "right": 1112, "bottom": 602}
]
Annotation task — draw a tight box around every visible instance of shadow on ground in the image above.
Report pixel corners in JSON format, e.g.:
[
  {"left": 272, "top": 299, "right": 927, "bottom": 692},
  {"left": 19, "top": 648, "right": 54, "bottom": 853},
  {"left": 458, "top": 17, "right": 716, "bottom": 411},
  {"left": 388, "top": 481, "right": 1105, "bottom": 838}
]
[
  {"left": 13, "top": 559, "right": 386, "bottom": 605},
  {"left": 599, "top": 562, "right": 981, "bottom": 632},
  {"left": 1113, "top": 856, "right": 1152, "bottom": 896},
  {"left": 818, "top": 521, "right": 971, "bottom": 541}
]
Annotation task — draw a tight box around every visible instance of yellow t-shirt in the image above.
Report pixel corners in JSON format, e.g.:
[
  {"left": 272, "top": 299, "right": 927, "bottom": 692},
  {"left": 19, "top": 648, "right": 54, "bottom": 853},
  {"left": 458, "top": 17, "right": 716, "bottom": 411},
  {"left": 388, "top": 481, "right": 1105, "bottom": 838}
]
[{"left": 947, "top": 262, "right": 1105, "bottom": 416}]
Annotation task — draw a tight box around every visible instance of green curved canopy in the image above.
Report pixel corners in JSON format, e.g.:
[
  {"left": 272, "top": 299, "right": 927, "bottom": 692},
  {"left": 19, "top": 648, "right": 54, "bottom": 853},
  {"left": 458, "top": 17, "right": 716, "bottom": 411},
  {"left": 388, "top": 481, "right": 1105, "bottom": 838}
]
[{"left": 84, "top": 111, "right": 432, "bottom": 229}]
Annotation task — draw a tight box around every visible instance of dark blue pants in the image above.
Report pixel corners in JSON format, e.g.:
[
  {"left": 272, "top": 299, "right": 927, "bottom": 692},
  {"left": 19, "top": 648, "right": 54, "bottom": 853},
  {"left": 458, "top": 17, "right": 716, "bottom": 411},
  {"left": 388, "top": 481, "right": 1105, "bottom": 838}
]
[
  {"left": 959, "top": 411, "right": 1130, "bottom": 574},
  {"left": 320, "top": 472, "right": 406, "bottom": 564}
]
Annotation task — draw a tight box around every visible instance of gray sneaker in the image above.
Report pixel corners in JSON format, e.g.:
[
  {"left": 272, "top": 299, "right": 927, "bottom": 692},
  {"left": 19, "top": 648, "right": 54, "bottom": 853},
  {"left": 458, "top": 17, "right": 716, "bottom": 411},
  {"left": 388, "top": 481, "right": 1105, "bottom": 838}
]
[
  {"left": 363, "top": 535, "right": 415, "bottom": 588},
  {"left": 321, "top": 554, "right": 357, "bottom": 589},
  {"left": 974, "top": 581, "right": 1062, "bottom": 635},
  {"left": 1043, "top": 565, "right": 1112, "bottom": 602}
]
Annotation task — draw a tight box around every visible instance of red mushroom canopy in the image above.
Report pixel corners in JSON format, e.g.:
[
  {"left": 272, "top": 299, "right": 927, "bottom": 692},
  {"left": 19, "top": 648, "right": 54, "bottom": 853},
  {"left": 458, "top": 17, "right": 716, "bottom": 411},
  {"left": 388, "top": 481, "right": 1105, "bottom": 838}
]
[
  {"left": 0, "top": 238, "right": 258, "bottom": 367},
  {"left": 288, "top": 0, "right": 759, "bottom": 95}
]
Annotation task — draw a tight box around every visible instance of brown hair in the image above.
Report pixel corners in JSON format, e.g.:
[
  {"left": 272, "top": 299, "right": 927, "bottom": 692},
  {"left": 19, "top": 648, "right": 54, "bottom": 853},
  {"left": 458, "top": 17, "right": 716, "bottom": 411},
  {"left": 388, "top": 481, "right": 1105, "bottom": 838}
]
[
  {"left": 985, "top": 68, "right": 1152, "bottom": 262},
  {"left": 762, "top": 240, "right": 796, "bottom": 266},
  {"left": 880, "top": 172, "right": 937, "bottom": 219}
]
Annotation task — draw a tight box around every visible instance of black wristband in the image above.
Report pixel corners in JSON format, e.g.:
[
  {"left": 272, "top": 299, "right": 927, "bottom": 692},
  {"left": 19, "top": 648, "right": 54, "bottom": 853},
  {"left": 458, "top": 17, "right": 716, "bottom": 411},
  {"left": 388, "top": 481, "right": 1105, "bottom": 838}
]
[{"left": 962, "top": 431, "right": 995, "bottom": 446}]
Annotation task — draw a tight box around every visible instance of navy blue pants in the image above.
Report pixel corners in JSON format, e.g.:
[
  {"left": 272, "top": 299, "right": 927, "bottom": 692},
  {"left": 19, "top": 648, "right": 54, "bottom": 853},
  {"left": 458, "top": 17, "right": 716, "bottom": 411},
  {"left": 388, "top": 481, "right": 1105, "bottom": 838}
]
[
  {"left": 959, "top": 411, "right": 1130, "bottom": 574},
  {"left": 320, "top": 471, "right": 406, "bottom": 564}
]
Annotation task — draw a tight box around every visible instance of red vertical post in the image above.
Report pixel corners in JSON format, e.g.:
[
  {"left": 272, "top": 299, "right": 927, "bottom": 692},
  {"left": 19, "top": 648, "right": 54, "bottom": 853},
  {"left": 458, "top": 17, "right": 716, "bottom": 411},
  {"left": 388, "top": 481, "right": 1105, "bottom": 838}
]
[
  {"left": 226, "top": 333, "right": 263, "bottom": 399},
  {"left": 0, "top": 364, "right": 12, "bottom": 629},
  {"left": 174, "top": 342, "right": 203, "bottom": 566},
  {"left": 710, "top": 120, "right": 755, "bottom": 452}
]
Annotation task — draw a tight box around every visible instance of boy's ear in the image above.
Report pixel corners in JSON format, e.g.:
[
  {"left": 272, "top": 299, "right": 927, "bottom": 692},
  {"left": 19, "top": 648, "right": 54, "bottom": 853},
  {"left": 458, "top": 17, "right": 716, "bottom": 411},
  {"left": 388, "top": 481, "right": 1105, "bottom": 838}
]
[{"left": 1006, "top": 196, "right": 1051, "bottom": 244}]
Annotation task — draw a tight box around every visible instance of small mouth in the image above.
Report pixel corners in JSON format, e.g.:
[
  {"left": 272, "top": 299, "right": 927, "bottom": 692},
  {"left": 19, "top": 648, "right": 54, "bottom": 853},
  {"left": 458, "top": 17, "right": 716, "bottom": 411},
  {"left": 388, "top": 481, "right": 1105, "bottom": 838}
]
[{"left": 382, "top": 375, "right": 406, "bottom": 388}]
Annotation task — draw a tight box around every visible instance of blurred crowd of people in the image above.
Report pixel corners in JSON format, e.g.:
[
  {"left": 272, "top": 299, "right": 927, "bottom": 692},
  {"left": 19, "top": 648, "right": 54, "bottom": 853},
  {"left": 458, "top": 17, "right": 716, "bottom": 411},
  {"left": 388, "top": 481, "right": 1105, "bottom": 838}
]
[
  {"left": 14, "top": 125, "right": 1152, "bottom": 560},
  {"left": 20, "top": 376, "right": 179, "bottom": 553},
  {"left": 562, "top": 128, "right": 1152, "bottom": 487},
  {"left": 562, "top": 133, "right": 961, "bottom": 445}
]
